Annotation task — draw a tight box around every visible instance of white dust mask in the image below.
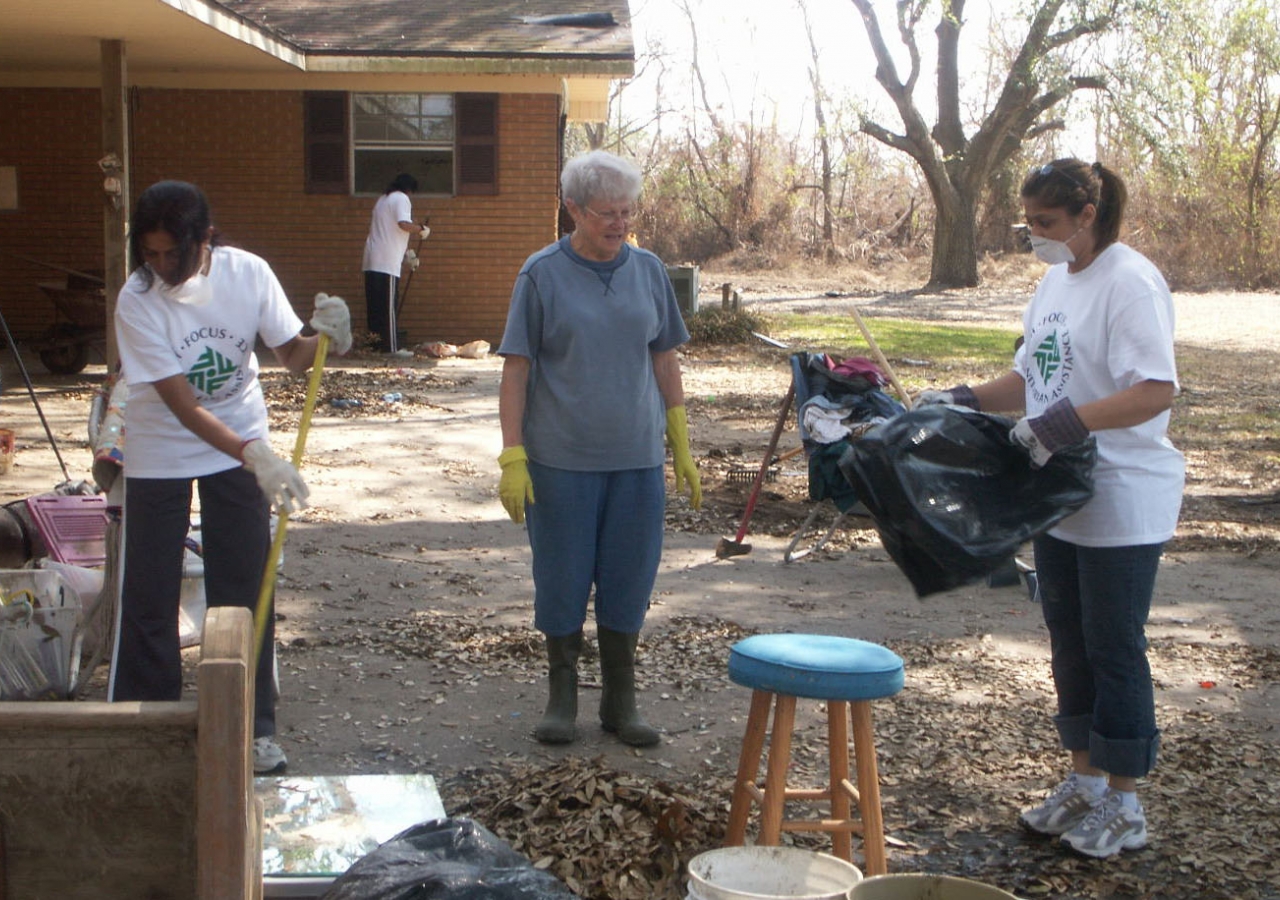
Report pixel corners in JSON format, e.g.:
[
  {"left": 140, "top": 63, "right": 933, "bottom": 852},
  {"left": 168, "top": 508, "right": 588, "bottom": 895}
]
[
  {"left": 156, "top": 269, "right": 213, "bottom": 306},
  {"left": 1029, "top": 235, "right": 1075, "bottom": 265},
  {"left": 1029, "top": 224, "right": 1086, "bottom": 266}
]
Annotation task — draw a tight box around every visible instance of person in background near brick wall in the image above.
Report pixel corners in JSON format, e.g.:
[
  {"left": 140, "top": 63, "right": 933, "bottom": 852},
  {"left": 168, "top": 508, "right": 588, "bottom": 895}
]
[
  {"left": 496, "top": 150, "right": 702, "bottom": 749},
  {"left": 109, "top": 180, "right": 352, "bottom": 776},
  {"left": 362, "top": 172, "right": 427, "bottom": 353}
]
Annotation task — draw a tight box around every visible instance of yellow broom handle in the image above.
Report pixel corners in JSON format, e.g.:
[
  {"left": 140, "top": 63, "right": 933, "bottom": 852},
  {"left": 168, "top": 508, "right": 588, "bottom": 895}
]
[
  {"left": 849, "top": 305, "right": 914, "bottom": 410},
  {"left": 254, "top": 333, "right": 329, "bottom": 665}
]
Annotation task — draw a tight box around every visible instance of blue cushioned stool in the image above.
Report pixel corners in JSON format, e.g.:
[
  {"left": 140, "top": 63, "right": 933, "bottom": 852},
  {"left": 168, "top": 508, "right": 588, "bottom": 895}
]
[{"left": 725, "top": 634, "right": 904, "bottom": 875}]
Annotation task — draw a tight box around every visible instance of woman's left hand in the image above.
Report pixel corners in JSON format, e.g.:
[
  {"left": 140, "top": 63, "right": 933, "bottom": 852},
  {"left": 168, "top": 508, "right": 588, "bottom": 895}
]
[
  {"left": 1010, "top": 397, "right": 1090, "bottom": 468},
  {"left": 310, "top": 293, "right": 353, "bottom": 355},
  {"left": 666, "top": 406, "right": 702, "bottom": 509}
]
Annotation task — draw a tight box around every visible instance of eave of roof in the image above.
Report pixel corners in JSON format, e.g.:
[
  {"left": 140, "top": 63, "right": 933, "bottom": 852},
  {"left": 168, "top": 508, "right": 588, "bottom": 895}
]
[
  {"left": 213, "top": 0, "right": 635, "bottom": 61},
  {"left": 0, "top": 0, "right": 634, "bottom": 82}
]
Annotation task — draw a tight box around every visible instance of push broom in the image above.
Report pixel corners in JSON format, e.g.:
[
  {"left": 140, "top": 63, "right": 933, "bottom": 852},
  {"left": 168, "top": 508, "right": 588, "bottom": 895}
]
[{"left": 253, "top": 332, "right": 329, "bottom": 666}]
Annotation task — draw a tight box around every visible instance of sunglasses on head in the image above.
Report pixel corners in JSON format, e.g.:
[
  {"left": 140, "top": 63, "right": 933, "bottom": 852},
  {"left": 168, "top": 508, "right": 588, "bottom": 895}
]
[{"left": 1031, "top": 163, "right": 1086, "bottom": 190}]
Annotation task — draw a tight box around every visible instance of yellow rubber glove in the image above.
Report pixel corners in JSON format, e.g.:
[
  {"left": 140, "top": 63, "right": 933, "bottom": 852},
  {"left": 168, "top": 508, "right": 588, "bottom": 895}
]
[
  {"left": 665, "top": 405, "right": 702, "bottom": 510},
  {"left": 498, "top": 445, "right": 535, "bottom": 524}
]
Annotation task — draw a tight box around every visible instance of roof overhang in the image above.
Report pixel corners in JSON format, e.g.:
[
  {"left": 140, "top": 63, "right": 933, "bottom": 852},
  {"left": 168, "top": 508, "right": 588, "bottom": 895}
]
[{"left": 0, "top": 0, "right": 631, "bottom": 119}]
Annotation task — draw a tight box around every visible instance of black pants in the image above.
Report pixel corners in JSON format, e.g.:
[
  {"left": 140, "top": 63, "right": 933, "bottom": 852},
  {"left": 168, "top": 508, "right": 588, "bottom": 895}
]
[
  {"left": 364, "top": 270, "right": 399, "bottom": 352},
  {"left": 109, "top": 467, "right": 277, "bottom": 738}
]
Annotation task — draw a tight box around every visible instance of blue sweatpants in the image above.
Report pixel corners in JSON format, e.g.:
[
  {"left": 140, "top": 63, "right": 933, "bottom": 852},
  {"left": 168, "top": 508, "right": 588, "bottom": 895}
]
[{"left": 525, "top": 462, "right": 665, "bottom": 637}]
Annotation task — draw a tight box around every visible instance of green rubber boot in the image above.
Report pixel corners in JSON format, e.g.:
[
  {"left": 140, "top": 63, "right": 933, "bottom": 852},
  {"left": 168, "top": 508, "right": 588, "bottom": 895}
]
[
  {"left": 597, "top": 627, "right": 660, "bottom": 747},
  {"left": 534, "top": 631, "right": 582, "bottom": 744}
]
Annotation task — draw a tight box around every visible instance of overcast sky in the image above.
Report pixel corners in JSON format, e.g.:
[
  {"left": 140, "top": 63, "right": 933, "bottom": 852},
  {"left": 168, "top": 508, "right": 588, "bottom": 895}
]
[{"left": 622, "top": 0, "right": 1005, "bottom": 135}]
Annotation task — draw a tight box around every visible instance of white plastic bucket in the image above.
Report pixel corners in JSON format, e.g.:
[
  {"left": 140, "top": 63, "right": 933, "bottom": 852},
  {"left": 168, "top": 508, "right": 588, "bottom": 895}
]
[
  {"left": 687, "top": 847, "right": 863, "bottom": 900},
  {"left": 849, "top": 874, "right": 1018, "bottom": 900}
]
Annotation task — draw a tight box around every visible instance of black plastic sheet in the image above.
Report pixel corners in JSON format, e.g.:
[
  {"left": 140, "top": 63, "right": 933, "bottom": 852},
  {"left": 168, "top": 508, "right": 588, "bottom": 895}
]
[
  {"left": 839, "top": 406, "right": 1096, "bottom": 597},
  {"left": 320, "top": 817, "right": 579, "bottom": 900}
]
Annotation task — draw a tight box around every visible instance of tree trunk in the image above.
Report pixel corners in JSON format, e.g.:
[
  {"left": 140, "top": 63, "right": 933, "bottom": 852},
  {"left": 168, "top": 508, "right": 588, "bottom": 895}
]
[{"left": 928, "top": 192, "right": 980, "bottom": 289}]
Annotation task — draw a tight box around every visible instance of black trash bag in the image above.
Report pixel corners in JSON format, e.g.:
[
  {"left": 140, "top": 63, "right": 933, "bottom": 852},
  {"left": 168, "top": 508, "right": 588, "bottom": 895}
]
[
  {"left": 838, "top": 405, "right": 1096, "bottom": 597},
  {"left": 319, "top": 817, "right": 579, "bottom": 900}
]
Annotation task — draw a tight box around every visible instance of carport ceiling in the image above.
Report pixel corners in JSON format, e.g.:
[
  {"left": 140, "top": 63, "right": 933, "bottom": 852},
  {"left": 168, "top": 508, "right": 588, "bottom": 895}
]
[{"left": 0, "top": 0, "right": 302, "bottom": 77}]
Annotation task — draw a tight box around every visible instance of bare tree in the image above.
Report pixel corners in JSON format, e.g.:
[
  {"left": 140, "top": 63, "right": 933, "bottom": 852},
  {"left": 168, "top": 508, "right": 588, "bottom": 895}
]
[
  {"left": 800, "top": 0, "right": 837, "bottom": 256},
  {"left": 1104, "top": 0, "right": 1280, "bottom": 286},
  {"left": 850, "top": 0, "right": 1120, "bottom": 288},
  {"left": 677, "top": 0, "right": 767, "bottom": 252}
]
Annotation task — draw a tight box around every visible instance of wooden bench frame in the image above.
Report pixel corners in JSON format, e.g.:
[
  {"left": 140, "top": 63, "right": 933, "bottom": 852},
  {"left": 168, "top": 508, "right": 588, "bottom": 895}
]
[{"left": 0, "top": 606, "right": 263, "bottom": 899}]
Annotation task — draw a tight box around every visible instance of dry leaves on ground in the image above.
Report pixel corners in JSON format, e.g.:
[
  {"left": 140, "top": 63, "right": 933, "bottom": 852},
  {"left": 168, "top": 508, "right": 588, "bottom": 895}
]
[{"left": 391, "top": 615, "right": 1280, "bottom": 900}]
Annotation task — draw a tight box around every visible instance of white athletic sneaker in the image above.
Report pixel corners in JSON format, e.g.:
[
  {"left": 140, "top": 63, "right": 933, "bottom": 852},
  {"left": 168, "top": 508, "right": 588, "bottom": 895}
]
[
  {"left": 1061, "top": 790, "right": 1149, "bottom": 858},
  {"left": 252, "top": 736, "right": 288, "bottom": 774},
  {"left": 1019, "top": 773, "right": 1103, "bottom": 836}
]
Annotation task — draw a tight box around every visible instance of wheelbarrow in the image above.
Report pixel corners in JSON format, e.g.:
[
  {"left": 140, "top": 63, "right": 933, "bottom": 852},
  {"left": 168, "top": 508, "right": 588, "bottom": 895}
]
[{"left": 35, "top": 272, "right": 106, "bottom": 374}]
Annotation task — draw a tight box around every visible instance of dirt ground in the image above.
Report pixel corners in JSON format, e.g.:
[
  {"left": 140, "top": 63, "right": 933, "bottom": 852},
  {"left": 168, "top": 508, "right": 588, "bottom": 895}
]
[{"left": 3, "top": 269, "right": 1280, "bottom": 899}]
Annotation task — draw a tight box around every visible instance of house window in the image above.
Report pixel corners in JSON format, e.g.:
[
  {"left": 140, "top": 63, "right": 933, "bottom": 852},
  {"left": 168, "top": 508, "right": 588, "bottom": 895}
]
[
  {"left": 304, "top": 91, "right": 498, "bottom": 196},
  {"left": 353, "top": 93, "right": 454, "bottom": 194}
]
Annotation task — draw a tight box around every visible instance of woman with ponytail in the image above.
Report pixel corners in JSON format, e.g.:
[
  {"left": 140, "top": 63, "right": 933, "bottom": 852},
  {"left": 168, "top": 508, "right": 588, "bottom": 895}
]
[{"left": 918, "top": 159, "right": 1184, "bottom": 859}]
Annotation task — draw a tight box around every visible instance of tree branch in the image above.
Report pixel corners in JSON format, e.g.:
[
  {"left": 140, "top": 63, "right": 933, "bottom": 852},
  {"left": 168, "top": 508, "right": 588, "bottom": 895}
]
[{"left": 933, "top": 0, "right": 967, "bottom": 155}]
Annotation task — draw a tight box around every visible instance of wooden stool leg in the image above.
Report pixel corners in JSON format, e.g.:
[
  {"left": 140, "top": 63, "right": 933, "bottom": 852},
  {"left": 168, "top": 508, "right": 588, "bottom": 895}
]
[
  {"left": 827, "top": 700, "right": 852, "bottom": 862},
  {"left": 759, "top": 693, "right": 796, "bottom": 846},
  {"left": 726, "top": 690, "right": 774, "bottom": 846},
  {"left": 850, "top": 700, "right": 888, "bottom": 876}
]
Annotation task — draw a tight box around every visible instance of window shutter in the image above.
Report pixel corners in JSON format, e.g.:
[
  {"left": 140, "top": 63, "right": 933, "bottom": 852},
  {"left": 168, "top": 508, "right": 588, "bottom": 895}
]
[
  {"left": 456, "top": 93, "right": 498, "bottom": 196},
  {"left": 304, "top": 92, "right": 348, "bottom": 194}
]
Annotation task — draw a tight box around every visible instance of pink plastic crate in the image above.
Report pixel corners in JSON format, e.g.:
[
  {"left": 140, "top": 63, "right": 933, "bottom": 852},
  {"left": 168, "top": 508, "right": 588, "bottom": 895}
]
[{"left": 24, "top": 494, "right": 109, "bottom": 567}]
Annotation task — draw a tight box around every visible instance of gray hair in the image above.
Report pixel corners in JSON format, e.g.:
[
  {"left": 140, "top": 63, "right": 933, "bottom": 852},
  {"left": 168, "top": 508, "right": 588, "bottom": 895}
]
[{"left": 561, "top": 150, "right": 642, "bottom": 208}]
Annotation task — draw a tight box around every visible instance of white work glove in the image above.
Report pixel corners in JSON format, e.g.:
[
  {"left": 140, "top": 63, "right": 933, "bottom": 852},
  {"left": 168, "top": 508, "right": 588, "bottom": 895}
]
[
  {"left": 915, "top": 385, "right": 980, "bottom": 409},
  {"left": 309, "top": 292, "right": 352, "bottom": 355},
  {"left": 241, "top": 439, "right": 310, "bottom": 514},
  {"left": 419, "top": 224, "right": 431, "bottom": 239},
  {"left": 404, "top": 248, "right": 420, "bottom": 271},
  {"left": 1010, "top": 398, "right": 1090, "bottom": 468}
]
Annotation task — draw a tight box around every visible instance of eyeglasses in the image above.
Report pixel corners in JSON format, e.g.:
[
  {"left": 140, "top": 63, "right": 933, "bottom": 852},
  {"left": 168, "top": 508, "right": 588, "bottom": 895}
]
[
  {"left": 583, "top": 206, "right": 636, "bottom": 224},
  {"left": 1030, "top": 163, "right": 1086, "bottom": 190}
]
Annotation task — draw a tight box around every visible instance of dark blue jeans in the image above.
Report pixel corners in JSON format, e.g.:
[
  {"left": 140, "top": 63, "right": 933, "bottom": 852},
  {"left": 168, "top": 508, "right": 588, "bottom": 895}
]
[{"left": 1033, "top": 533, "right": 1163, "bottom": 778}]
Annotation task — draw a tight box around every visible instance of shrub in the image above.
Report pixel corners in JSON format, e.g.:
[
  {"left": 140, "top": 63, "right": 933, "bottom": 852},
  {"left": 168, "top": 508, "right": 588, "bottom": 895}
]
[{"left": 685, "top": 307, "right": 768, "bottom": 345}]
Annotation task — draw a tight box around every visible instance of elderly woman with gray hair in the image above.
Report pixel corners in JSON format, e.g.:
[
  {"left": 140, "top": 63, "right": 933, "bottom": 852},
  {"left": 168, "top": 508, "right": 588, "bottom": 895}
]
[{"left": 496, "top": 149, "right": 701, "bottom": 747}]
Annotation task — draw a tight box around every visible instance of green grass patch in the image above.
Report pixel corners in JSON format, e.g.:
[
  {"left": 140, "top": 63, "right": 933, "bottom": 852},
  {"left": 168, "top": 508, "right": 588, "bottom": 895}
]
[{"left": 758, "top": 313, "right": 1021, "bottom": 389}]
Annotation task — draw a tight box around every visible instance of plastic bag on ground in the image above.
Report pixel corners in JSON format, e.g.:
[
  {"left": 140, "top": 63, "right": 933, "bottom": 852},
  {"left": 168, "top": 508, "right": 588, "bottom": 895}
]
[
  {"left": 838, "top": 405, "right": 1096, "bottom": 597},
  {"left": 421, "top": 342, "right": 459, "bottom": 358},
  {"left": 319, "top": 817, "right": 579, "bottom": 899}
]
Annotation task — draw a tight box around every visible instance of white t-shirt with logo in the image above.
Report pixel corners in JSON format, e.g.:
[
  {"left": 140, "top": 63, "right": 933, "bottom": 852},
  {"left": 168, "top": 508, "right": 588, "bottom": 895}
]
[
  {"left": 115, "top": 246, "right": 303, "bottom": 478},
  {"left": 361, "top": 191, "right": 413, "bottom": 276},
  {"left": 1014, "top": 242, "right": 1185, "bottom": 547}
]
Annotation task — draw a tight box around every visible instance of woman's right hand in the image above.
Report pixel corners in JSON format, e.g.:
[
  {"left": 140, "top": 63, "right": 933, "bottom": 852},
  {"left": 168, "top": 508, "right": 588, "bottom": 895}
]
[
  {"left": 915, "top": 385, "right": 979, "bottom": 409},
  {"left": 497, "top": 445, "right": 535, "bottom": 523},
  {"left": 242, "top": 439, "right": 310, "bottom": 513}
]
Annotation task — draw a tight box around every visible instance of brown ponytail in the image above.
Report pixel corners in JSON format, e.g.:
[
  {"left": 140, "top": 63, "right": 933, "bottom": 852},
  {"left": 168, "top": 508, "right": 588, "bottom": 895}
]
[{"left": 1021, "top": 158, "right": 1128, "bottom": 251}]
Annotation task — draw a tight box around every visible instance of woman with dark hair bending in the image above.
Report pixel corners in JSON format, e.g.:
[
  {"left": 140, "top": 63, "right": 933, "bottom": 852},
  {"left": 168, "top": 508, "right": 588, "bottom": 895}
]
[
  {"left": 109, "top": 180, "right": 352, "bottom": 774},
  {"left": 362, "top": 172, "right": 428, "bottom": 353},
  {"left": 918, "top": 159, "right": 1183, "bottom": 858}
]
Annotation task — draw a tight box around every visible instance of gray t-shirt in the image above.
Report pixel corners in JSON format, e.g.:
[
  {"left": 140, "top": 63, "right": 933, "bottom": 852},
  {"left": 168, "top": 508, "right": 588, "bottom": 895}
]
[{"left": 498, "top": 237, "right": 690, "bottom": 471}]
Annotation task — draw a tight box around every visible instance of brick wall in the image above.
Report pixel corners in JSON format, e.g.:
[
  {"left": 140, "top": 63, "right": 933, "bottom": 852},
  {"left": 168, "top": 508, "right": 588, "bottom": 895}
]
[
  {"left": 0, "top": 89, "right": 103, "bottom": 339},
  {"left": 0, "top": 87, "right": 560, "bottom": 349}
]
